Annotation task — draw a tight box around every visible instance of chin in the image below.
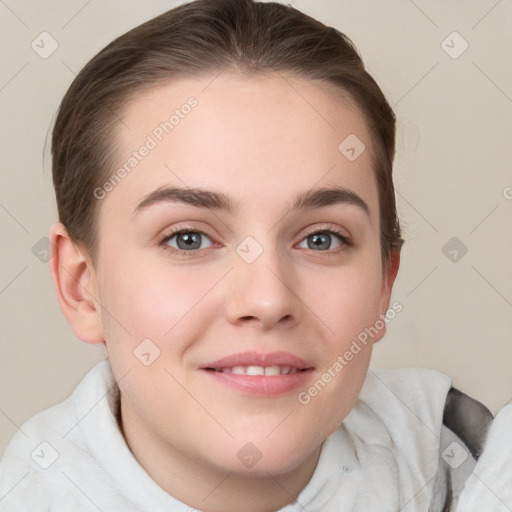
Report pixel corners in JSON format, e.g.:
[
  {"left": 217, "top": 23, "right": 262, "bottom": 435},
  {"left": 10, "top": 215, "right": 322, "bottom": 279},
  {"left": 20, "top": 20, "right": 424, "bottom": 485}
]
[{"left": 213, "top": 434, "right": 321, "bottom": 477}]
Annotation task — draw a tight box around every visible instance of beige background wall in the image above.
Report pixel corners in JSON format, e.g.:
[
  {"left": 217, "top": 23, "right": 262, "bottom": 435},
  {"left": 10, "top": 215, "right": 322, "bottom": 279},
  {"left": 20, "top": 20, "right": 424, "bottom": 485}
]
[{"left": 1, "top": 0, "right": 511, "bottom": 456}]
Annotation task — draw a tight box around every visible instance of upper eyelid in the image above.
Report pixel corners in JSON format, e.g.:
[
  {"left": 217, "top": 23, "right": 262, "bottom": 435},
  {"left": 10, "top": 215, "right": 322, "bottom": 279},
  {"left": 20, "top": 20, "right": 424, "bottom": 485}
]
[
  {"left": 301, "top": 224, "right": 349, "bottom": 237},
  {"left": 160, "top": 227, "right": 217, "bottom": 244},
  {"left": 161, "top": 222, "right": 216, "bottom": 237}
]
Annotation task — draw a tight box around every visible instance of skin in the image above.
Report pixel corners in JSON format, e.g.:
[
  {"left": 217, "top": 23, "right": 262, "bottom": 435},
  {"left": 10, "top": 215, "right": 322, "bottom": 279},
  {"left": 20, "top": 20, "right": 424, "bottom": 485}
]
[{"left": 50, "top": 72, "right": 400, "bottom": 512}]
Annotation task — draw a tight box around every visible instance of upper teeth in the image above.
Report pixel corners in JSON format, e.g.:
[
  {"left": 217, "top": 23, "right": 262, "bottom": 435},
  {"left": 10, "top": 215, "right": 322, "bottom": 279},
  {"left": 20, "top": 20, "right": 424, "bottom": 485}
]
[{"left": 218, "top": 365, "right": 298, "bottom": 375}]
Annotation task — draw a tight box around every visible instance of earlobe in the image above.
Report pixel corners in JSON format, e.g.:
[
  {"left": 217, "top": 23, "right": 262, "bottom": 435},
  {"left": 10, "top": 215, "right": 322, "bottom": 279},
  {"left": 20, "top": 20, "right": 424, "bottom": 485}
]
[
  {"left": 49, "top": 222, "right": 105, "bottom": 345},
  {"left": 384, "top": 248, "right": 401, "bottom": 298},
  {"left": 373, "top": 248, "right": 401, "bottom": 344}
]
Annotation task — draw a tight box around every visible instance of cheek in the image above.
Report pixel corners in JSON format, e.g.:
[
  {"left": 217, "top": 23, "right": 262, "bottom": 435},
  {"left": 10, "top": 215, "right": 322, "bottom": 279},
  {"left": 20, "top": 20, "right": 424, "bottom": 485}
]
[
  {"left": 303, "top": 262, "right": 384, "bottom": 340},
  {"left": 298, "top": 260, "right": 383, "bottom": 412},
  {"left": 97, "top": 254, "right": 223, "bottom": 352}
]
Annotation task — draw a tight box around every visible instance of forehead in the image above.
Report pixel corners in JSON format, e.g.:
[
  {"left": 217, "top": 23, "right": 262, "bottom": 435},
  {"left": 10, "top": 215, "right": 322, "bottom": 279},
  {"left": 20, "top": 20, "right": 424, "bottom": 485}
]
[{"left": 103, "top": 72, "right": 378, "bottom": 219}]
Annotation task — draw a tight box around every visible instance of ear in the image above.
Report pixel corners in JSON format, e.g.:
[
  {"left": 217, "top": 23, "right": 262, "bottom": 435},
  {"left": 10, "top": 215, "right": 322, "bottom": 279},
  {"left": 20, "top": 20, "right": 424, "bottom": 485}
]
[
  {"left": 373, "top": 248, "right": 401, "bottom": 344},
  {"left": 49, "top": 222, "right": 105, "bottom": 345}
]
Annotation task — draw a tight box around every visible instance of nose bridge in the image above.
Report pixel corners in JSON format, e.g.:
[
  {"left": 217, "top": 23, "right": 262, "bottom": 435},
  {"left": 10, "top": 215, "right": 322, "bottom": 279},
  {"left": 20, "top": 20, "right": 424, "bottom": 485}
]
[{"left": 224, "top": 235, "right": 300, "bottom": 328}]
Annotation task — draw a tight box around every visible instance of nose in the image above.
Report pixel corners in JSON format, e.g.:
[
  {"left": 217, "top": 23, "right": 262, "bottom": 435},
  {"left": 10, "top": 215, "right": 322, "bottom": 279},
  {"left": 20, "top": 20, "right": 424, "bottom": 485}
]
[{"left": 224, "top": 242, "right": 302, "bottom": 330}]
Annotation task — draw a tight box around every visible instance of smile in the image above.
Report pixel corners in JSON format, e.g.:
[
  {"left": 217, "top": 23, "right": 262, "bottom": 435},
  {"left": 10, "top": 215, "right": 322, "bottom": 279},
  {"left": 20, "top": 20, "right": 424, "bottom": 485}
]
[
  {"left": 200, "top": 351, "right": 314, "bottom": 396},
  {"left": 208, "top": 365, "right": 306, "bottom": 375}
]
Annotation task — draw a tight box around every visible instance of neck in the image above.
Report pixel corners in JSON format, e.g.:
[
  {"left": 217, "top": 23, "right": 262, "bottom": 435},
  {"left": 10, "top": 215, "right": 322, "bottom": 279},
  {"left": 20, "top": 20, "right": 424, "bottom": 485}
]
[{"left": 120, "top": 398, "right": 322, "bottom": 512}]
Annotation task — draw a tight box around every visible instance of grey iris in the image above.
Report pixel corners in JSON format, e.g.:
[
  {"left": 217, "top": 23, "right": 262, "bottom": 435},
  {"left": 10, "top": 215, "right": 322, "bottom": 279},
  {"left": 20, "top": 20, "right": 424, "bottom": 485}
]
[
  {"left": 177, "top": 232, "right": 202, "bottom": 250},
  {"left": 308, "top": 232, "right": 331, "bottom": 250}
]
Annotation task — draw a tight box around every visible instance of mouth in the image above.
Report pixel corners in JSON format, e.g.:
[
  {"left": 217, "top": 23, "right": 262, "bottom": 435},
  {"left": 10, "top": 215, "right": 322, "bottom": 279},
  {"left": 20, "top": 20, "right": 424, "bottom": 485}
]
[
  {"left": 200, "top": 351, "right": 314, "bottom": 396},
  {"left": 205, "top": 365, "right": 307, "bottom": 376}
]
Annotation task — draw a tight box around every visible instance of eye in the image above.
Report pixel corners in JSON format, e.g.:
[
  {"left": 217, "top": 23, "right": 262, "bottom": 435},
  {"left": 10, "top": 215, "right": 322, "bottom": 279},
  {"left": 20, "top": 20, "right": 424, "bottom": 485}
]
[
  {"left": 297, "top": 229, "right": 350, "bottom": 251},
  {"left": 161, "top": 229, "right": 215, "bottom": 253}
]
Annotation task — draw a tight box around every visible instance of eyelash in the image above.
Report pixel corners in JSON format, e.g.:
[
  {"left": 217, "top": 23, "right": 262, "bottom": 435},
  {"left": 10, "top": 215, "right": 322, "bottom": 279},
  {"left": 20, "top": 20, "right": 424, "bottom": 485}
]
[
  {"left": 158, "top": 225, "right": 352, "bottom": 257},
  {"left": 159, "top": 227, "right": 219, "bottom": 257}
]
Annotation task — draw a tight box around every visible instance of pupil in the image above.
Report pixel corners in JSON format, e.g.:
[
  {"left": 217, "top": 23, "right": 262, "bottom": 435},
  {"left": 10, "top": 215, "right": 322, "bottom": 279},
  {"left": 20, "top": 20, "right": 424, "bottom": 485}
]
[
  {"left": 309, "top": 232, "right": 331, "bottom": 250},
  {"left": 177, "top": 232, "right": 201, "bottom": 250}
]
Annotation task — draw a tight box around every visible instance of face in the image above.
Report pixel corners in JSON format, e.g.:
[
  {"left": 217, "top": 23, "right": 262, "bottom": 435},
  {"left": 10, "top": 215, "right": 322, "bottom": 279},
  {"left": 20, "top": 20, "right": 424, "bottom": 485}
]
[{"left": 90, "top": 72, "right": 395, "bottom": 482}]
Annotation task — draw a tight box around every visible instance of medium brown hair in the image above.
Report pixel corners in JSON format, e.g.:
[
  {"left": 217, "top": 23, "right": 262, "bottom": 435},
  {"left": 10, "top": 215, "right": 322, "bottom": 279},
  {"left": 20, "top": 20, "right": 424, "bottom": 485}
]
[{"left": 52, "top": 0, "right": 403, "bottom": 265}]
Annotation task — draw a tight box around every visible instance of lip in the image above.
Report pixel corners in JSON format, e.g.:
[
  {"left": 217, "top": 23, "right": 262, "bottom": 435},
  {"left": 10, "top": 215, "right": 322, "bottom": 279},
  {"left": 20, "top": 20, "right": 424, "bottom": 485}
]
[
  {"left": 201, "top": 350, "right": 311, "bottom": 370},
  {"left": 200, "top": 351, "right": 314, "bottom": 397}
]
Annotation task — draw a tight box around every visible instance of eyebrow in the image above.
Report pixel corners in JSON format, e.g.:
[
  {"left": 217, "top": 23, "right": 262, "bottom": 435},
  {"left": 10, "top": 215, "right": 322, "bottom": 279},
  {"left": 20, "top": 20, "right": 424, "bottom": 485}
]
[
  {"left": 291, "top": 186, "right": 369, "bottom": 216},
  {"left": 133, "top": 185, "right": 370, "bottom": 217},
  {"left": 134, "top": 186, "right": 237, "bottom": 215}
]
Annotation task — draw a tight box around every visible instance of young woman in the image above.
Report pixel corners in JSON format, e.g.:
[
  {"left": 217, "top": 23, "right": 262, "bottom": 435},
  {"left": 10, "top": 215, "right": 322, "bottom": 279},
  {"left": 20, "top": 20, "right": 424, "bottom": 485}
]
[{"left": 1, "top": 1, "right": 509, "bottom": 511}]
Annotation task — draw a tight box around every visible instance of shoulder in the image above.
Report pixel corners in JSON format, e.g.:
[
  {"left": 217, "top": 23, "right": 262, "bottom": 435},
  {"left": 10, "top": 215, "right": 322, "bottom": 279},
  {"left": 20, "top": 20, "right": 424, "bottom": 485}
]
[
  {"left": 364, "top": 369, "right": 496, "bottom": 510},
  {"left": 1, "top": 360, "right": 113, "bottom": 459},
  {"left": 0, "top": 395, "right": 73, "bottom": 509},
  {"left": 345, "top": 367, "right": 494, "bottom": 511},
  {"left": 365, "top": 366, "right": 452, "bottom": 395},
  {"left": 343, "top": 368, "right": 452, "bottom": 492},
  {"left": 0, "top": 361, "right": 113, "bottom": 507},
  {"left": 455, "top": 403, "right": 512, "bottom": 510},
  {"left": 359, "top": 367, "right": 453, "bottom": 429}
]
